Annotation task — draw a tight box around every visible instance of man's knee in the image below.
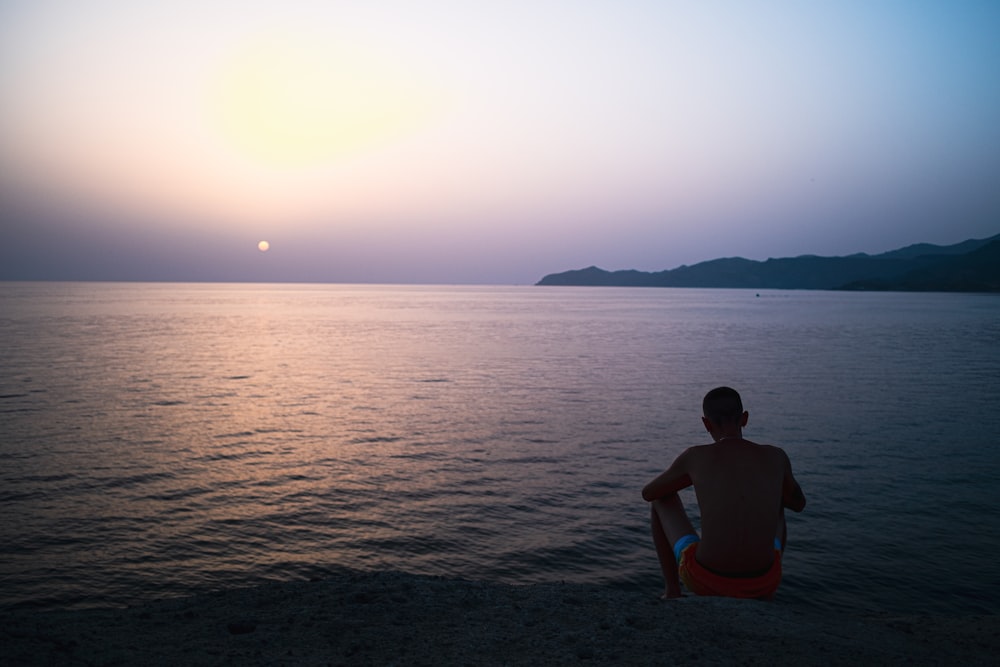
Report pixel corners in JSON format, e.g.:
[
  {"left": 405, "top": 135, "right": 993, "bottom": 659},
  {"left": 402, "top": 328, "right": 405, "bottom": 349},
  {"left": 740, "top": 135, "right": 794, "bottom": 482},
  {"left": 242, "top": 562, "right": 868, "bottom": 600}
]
[{"left": 651, "top": 494, "right": 695, "bottom": 544}]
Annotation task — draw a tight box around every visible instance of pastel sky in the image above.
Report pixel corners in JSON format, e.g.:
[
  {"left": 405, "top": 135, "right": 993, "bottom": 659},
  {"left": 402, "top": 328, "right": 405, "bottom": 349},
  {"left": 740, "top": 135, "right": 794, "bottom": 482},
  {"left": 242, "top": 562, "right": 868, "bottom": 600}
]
[{"left": 2, "top": 1, "right": 998, "bottom": 284}]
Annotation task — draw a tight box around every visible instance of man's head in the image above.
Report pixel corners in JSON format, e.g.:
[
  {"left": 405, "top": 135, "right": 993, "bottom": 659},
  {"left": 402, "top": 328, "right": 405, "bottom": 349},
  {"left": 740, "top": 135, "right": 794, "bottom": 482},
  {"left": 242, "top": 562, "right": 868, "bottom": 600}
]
[{"left": 702, "top": 386, "right": 746, "bottom": 428}]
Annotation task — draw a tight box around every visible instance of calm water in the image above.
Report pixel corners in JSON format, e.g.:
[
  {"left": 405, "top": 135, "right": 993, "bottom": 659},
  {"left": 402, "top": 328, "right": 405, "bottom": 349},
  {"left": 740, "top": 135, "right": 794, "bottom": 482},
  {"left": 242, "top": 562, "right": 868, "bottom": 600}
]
[{"left": 1, "top": 282, "right": 998, "bottom": 616}]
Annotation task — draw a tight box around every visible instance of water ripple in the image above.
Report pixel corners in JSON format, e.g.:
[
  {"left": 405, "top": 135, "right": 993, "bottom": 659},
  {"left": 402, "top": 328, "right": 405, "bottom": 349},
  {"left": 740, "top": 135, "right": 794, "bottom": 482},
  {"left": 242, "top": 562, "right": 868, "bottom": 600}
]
[{"left": 1, "top": 284, "right": 998, "bottom": 616}]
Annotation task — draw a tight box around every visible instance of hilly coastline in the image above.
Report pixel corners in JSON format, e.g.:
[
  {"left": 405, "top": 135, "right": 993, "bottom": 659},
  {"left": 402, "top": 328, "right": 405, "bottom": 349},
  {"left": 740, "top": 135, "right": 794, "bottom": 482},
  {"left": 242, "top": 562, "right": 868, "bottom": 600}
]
[{"left": 536, "top": 234, "right": 1000, "bottom": 292}]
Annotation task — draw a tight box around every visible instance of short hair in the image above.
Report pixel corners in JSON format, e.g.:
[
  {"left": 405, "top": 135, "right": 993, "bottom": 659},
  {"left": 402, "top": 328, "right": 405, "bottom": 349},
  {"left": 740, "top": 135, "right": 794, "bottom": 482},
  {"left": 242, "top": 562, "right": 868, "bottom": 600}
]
[{"left": 702, "top": 386, "right": 744, "bottom": 425}]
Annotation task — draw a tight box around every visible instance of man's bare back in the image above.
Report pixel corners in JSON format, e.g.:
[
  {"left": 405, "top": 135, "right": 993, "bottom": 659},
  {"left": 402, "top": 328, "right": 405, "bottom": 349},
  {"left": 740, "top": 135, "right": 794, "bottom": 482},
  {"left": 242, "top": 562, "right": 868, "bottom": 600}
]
[
  {"left": 642, "top": 387, "right": 806, "bottom": 598},
  {"left": 646, "top": 439, "right": 798, "bottom": 573}
]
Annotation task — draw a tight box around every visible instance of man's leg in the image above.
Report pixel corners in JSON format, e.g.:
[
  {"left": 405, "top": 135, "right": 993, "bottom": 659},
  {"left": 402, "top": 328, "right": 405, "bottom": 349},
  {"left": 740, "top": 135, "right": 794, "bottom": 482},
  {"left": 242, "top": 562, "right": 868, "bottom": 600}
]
[{"left": 650, "top": 493, "right": 697, "bottom": 599}]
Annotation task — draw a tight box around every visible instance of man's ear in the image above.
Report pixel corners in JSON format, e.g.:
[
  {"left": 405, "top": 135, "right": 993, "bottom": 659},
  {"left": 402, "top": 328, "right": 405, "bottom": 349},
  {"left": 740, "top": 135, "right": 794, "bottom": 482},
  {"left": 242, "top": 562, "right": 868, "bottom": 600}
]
[
  {"left": 740, "top": 411, "right": 749, "bottom": 427},
  {"left": 702, "top": 416, "right": 714, "bottom": 433}
]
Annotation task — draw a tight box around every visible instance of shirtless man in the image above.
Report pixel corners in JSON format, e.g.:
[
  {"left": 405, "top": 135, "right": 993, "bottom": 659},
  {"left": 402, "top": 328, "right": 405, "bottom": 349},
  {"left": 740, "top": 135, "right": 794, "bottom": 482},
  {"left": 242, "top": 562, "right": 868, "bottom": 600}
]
[{"left": 642, "top": 387, "right": 806, "bottom": 599}]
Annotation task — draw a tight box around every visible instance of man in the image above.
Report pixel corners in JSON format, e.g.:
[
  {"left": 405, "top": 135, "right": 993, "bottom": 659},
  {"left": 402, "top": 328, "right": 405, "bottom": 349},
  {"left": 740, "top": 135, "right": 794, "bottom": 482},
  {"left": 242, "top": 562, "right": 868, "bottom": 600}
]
[{"left": 642, "top": 387, "right": 806, "bottom": 599}]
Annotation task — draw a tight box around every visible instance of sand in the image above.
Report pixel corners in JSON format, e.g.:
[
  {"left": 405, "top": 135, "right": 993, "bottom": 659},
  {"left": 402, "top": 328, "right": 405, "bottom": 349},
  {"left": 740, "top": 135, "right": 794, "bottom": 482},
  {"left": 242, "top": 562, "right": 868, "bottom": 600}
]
[{"left": 2, "top": 571, "right": 997, "bottom": 666}]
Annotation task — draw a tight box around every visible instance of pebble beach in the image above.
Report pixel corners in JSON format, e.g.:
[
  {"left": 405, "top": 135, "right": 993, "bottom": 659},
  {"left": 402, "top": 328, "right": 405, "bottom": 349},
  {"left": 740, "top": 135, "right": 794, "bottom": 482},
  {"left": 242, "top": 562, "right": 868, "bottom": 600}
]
[{"left": 3, "top": 570, "right": 997, "bottom": 666}]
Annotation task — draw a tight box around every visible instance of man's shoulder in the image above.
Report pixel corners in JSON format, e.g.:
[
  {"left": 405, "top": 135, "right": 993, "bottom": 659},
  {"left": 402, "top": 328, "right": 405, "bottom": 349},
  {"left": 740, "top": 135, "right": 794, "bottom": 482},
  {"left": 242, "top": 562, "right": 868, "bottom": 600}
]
[
  {"left": 746, "top": 440, "right": 790, "bottom": 456},
  {"left": 683, "top": 442, "right": 717, "bottom": 457},
  {"left": 683, "top": 441, "right": 790, "bottom": 465},
  {"left": 764, "top": 443, "right": 792, "bottom": 460}
]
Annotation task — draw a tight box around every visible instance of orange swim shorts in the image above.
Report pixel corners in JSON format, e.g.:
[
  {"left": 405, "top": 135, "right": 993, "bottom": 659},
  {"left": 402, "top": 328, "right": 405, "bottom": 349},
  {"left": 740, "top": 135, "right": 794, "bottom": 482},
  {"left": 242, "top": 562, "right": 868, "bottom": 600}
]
[{"left": 678, "top": 541, "right": 782, "bottom": 599}]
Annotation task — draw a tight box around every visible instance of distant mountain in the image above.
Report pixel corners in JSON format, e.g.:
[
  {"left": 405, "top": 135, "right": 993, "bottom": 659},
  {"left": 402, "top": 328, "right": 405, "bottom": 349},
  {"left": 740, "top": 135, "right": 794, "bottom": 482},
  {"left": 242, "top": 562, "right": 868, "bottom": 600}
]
[
  {"left": 838, "top": 239, "right": 1000, "bottom": 292},
  {"left": 535, "top": 234, "right": 1000, "bottom": 292}
]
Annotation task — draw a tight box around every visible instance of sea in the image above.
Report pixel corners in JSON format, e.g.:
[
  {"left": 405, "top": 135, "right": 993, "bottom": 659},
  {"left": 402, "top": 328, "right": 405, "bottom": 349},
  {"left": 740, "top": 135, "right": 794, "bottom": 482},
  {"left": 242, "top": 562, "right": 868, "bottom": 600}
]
[{"left": 1, "top": 282, "right": 998, "bottom": 616}]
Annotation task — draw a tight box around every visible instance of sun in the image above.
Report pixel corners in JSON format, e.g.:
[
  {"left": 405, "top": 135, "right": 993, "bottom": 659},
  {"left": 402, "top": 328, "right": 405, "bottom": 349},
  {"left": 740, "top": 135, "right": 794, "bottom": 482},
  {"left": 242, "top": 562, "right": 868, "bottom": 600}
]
[
  {"left": 258, "top": 240, "right": 270, "bottom": 252},
  {"left": 212, "top": 32, "right": 439, "bottom": 167}
]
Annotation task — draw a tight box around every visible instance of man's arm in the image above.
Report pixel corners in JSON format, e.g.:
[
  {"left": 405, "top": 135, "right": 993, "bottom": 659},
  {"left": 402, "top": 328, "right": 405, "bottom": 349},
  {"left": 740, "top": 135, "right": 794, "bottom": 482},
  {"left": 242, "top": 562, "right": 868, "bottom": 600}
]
[
  {"left": 642, "top": 449, "right": 694, "bottom": 501},
  {"left": 781, "top": 452, "right": 806, "bottom": 513}
]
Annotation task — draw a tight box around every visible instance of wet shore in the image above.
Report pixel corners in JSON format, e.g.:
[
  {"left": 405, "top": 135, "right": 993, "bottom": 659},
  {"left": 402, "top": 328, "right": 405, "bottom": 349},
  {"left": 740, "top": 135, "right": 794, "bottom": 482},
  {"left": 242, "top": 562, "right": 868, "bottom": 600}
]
[{"left": 2, "top": 570, "right": 997, "bottom": 665}]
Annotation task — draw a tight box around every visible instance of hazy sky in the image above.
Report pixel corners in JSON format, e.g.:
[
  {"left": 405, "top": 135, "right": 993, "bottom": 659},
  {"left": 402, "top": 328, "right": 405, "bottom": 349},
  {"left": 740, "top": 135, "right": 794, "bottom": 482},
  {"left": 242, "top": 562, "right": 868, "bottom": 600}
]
[{"left": 2, "top": 1, "right": 998, "bottom": 284}]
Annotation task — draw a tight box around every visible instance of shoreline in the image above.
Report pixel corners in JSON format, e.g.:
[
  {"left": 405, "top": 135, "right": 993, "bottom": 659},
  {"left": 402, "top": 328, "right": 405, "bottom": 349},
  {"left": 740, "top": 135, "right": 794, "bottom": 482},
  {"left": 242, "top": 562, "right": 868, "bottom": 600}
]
[{"left": 2, "top": 571, "right": 997, "bottom": 665}]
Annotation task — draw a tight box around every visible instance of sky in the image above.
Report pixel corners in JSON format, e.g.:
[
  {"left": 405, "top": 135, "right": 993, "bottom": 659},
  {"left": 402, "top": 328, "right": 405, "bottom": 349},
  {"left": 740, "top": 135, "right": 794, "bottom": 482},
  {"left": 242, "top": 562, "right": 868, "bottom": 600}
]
[{"left": 1, "top": 1, "right": 999, "bottom": 284}]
